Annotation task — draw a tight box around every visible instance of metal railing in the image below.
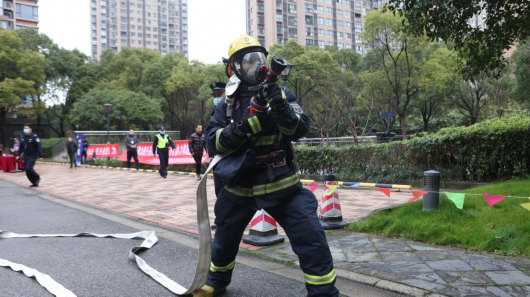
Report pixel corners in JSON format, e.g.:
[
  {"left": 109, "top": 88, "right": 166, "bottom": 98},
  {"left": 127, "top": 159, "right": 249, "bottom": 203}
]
[
  {"left": 293, "top": 136, "right": 377, "bottom": 147},
  {"left": 74, "top": 131, "right": 180, "bottom": 145}
]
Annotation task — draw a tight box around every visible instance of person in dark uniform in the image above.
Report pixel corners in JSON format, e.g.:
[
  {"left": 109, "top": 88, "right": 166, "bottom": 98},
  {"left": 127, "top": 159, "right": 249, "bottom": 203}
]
[
  {"left": 82, "top": 139, "right": 89, "bottom": 164},
  {"left": 194, "top": 35, "right": 339, "bottom": 297},
  {"left": 189, "top": 124, "right": 208, "bottom": 180},
  {"left": 17, "top": 124, "right": 43, "bottom": 187},
  {"left": 208, "top": 82, "right": 226, "bottom": 195},
  {"left": 125, "top": 129, "right": 140, "bottom": 170},
  {"left": 66, "top": 137, "right": 78, "bottom": 169},
  {"left": 152, "top": 126, "right": 175, "bottom": 178}
]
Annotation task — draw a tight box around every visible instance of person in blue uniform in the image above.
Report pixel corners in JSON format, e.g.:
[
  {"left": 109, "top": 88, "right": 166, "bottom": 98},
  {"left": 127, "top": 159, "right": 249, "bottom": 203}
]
[
  {"left": 152, "top": 126, "right": 175, "bottom": 178},
  {"left": 194, "top": 35, "right": 339, "bottom": 297},
  {"left": 17, "top": 124, "right": 43, "bottom": 187}
]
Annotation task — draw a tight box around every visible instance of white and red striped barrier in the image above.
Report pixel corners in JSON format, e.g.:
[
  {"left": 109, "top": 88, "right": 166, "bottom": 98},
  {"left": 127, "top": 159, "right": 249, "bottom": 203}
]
[
  {"left": 242, "top": 210, "right": 284, "bottom": 246},
  {"left": 319, "top": 174, "right": 349, "bottom": 229}
]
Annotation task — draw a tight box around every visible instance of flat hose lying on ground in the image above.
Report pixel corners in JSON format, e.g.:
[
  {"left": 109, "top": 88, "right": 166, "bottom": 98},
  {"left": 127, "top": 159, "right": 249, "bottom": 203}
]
[{"left": 0, "top": 154, "right": 225, "bottom": 296}]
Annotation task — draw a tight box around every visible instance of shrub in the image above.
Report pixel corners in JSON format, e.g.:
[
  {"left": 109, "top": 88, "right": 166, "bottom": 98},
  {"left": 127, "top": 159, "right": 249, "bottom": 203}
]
[
  {"left": 40, "top": 138, "right": 63, "bottom": 158},
  {"left": 294, "top": 116, "right": 530, "bottom": 182}
]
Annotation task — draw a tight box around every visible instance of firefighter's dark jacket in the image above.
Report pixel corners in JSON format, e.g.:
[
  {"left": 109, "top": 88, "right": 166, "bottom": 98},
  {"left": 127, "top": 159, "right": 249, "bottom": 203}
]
[{"left": 206, "top": 84, "right": 310, "bottom": 209}]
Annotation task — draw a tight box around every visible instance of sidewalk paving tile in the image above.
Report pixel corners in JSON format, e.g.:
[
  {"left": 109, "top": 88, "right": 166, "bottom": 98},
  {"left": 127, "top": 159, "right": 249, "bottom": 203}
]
[
  {"left": 436, "top": 271, "right": 494, "bottom": 286},
  {"left": 484, "top": 271, "right": 530, "bottom": 285},
  {"left": 459, "top": 253, "right": 519, "bottom": 271},
  {"left": 425, "top": 260, "right": 474, "bottom": 272}
]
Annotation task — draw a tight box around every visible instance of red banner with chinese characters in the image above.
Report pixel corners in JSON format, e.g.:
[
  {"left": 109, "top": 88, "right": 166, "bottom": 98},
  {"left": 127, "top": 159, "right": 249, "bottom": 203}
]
[
  {"left": 86, "top": 144, "right": 120, "bottom": 158},
  {"left": 117, "top": 141, "right": 208, "bottom": 165}
]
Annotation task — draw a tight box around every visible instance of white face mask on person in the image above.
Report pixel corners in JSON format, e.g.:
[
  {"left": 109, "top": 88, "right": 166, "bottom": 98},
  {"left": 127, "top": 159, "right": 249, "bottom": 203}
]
[{"left": 23, "top": 129, "right": 30, "bottom": 134}]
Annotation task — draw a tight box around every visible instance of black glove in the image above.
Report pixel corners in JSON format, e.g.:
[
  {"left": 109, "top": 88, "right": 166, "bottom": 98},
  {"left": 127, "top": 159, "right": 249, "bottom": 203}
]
[
  {"left": 265, "top": 84, "right": 287, "bottom": 112},
  {"left": 238, "top": 106, "right": 266, "bottom": 135}
]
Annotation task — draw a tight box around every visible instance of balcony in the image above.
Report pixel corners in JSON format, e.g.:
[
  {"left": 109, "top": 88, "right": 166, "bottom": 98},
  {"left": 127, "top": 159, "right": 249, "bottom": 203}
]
[
  {"left": 0, "top": 20, "right": 13, "bottom": 30},
  {"left": 3, "top": 1, "right": 14, "bottom": 11}
]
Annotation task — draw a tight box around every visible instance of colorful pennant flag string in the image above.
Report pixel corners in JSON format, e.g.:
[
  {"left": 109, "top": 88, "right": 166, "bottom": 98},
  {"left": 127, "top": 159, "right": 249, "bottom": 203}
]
[
  {"left": 407, "top": 190, "right": 429, "bottom": 203},
  {"left": 482, "top": 193, "right": 506, "bottom": 206},
  {"left": 375, "top": 187, "right": 390, "bottom": 197},
  {"left": 445, "top": 192, "right": 465, "bottom": 209}
]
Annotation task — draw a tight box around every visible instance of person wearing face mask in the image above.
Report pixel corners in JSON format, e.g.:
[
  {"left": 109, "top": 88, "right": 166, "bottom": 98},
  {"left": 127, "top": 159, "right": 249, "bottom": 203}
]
[
  {"left": 125, "top": 129, "right": 140, "bottom": 170},
  {"left": 189, "top": 124, "right": 208, "bottom": 180},
  {"left": 17, "top": 124, "right": 43, "bottom": 187},
  {"left": 66, "top": 137, "right": 78, "bottom": 169},
  {"left": 152, "top": 126, "right": 175, "bottom": 178},
  {"left": 195, "top": 35, "right": 339, "bottom": 297}
]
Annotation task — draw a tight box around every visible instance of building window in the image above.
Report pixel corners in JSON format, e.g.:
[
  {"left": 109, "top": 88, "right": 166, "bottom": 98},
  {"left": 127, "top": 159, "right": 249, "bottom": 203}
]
[
  {"left": 328, "top": 41, "right": 334, "bottom": 46},
  {"left": 318, "top": 40, "right": 325, "bottom": 48},
  {"left": 317, "top": 5, "right": 324, "bottom": 13},
  {"left": 345, "top": 11, "right": 350, "bottom": 18},
  {"left": 258, "top": 16, "right": 265, "bottom": 25},
  {"left": 355, "top": 23, "right": 362, "bottom": 33},
  {"left": 277, "top": 38, "right": 283, "bottom": 45},
  {"left": 346, "top": 33, "right": 352, "bottom": 40},
  {"left": 258, "top": 28, "right": 265, "bottom": 37},
  {"left": 318, "top": 29, "right": 324, "bottom": 36},
  {"left": 305, "top": 27, "right": 314, "bottom": 37},
  {"left": 346, "top": 22, "right": 351, "bottom": 28},
  {"left": 305, "top": 3, "right": 313, "bottom": 13},
  {"left": 305, "top": 15, "right": 313, "bottom": 25},
  {"left": 327, "top": 30, "right": 333, "bottom": 37},
  {"left": 277, "top": 26, "right": 283, "bottom": 34},
  {"left": 337, "top": 21, "right": 343, "bottom": 27},
  {"left": 288, "top": 28, "right": 297, "bottom": 38},
  {"left": 337, "top": 9, "right": 342, "bottom": 17},
  {"left": 354, "top": 2, "right": 361, "bottom": 11},
  {"left": 338, "top": 32, "right": 343, "bottom": 39},
  {"left": 318, "top": 17, "right": 324, "bottom": 25},
  {"left": 258, "top": 39, "right": 265, "bottom": 47},
  {"left": 306, "top": 39, "right": 314, "bottom": 46},
  {"left": 327, "top": 19, "right": 332, "bottom": 26},
  {"left": 338, "top": 43, "right": 343, "bottom": 49},
  {"left": 326, "top": 7, "right": 332, "bottom": 14},
  {"left": 277, "top": 2, "right": 283, "bottom": 10},
  {"left": 277, "top": 14, "right": 283, "bottom": 22},
  {"left": 346, "top": 44, "right": 352, "bottom": 49},
  {"left": 257, "top": 4, "right": 264, "bottom": 13},
  {"left": 337, "top": 0, "right": 342, "bottom": 4},
  {"left": 16, "top": 4, "right": 38, "bottom": 20},
  {"left": 288, "top": 16, "right": 297, "bottom": 26},
  {"left": 288, "top": 4, "right": 297, "bottom": 14},
  {"left": 345, "top": 0, "right": 351, "bottom": 5}
]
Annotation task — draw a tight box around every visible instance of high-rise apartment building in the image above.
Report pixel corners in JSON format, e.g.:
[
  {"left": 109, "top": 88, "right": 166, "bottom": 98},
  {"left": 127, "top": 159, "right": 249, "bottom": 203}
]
[
  {"left": 0, "top": 0, "right": 39, "bottom": 31},
  {"left": 90, "top": 0, "right": 188, "bottom": 61},
  {"left": 246, "top": 0, "right": 387, "bottom": 56}
]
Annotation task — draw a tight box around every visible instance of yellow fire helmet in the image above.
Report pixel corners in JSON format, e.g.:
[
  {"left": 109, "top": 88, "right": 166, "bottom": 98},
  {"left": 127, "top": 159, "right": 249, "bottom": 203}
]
[{"left": 226, "top": 34, "right": 268, "bottom": 83}]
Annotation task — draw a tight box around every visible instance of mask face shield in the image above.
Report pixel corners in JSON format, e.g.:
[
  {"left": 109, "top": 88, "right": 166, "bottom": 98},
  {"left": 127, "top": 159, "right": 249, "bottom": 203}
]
[{"left": 232, "top": 51, "right": 268, "bottom": 86}]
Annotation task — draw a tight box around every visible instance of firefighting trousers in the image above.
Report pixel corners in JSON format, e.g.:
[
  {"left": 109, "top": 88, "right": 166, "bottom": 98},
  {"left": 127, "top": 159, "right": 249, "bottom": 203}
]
[{"left": 206, "top": 187, "right": 339, "bottom": 297}]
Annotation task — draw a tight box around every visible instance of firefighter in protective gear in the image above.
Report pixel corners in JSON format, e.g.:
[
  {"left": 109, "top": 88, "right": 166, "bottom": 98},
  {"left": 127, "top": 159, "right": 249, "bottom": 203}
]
[
  {"left": 152, "top": 126, "right": 175, "bottom": 178},
  {"left": 194, "top": 35, "right": 339, "bottom": 297}
]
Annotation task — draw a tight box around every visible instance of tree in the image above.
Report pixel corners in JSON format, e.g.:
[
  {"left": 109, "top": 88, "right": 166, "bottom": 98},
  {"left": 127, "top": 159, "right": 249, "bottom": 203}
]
[
  {"left": 0, "top": 30, "right": 45, "bottom": 147},
  {"left": 69, "top": 89, "right": 163, "bottom": 131},
  {"left": 385, "top": 0, "right": 529, "bottom": 79},
  {"left": 362, "top": 10, "right": 428, "bottom": 140},
  {"left": 452, "top": 75, "right": 489, "bottom": 125},
  {"left": 417, "top": 46, "right": 459, "bottom": 131},
  {"left": 96, "top": 48, "right": 160, "bottom": 92},
  {"left": 512, "top": 39, "right": 530, "bottom": 104}
]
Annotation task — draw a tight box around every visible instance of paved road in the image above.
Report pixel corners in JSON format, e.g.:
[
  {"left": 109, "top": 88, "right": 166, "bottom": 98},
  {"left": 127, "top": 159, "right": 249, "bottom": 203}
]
[{"left": 0, "top": 180, "right": 398, "bottom": 297}]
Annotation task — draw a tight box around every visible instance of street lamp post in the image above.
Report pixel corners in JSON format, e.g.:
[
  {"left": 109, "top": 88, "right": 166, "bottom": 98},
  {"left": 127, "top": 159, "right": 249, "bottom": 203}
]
[{"left": 103, "top": 103, "right": 113, "bottom": 166}]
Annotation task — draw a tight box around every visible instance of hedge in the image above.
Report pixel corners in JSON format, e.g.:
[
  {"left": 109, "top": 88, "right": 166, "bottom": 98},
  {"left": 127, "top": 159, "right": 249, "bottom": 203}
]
[
  {"left": 294, "top": 116, "right": 530, "bottom": 182},
  {"left": 40, "top": 138, "right": 63, "bottom": 158}
]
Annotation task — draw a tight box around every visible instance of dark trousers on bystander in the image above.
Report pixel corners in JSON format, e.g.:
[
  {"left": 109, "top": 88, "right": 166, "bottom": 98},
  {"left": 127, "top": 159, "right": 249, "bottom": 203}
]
[
  {"left": 127, "top": 150, "right": 140, "bottom": 170},
  {"left": 69, "top": 153, "right": 76, "bottom": 168},
  {"left": 193, "top": 154, "right": 202, "bottom": 176}
]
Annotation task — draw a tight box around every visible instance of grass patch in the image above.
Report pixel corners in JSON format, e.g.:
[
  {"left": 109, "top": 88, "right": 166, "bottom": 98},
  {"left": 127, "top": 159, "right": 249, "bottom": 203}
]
[{"left": 347, "top": 179, "right": 530, "bottom": 256}]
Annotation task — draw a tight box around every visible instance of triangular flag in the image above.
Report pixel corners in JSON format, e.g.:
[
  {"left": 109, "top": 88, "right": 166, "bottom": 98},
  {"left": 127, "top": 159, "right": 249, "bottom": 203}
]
[
  {"left": 309, "top": 183, "right": 318, "bottom": 193},
  {"left": 407, "top": 190, "right": 429, "bottom": 203},
  {"left": 482, "top": 193, "right": 506, "bottom": 206},
  {"left": 375, "top": 187, "right": 390, "bottom": 197},
  {"left": 325, "top": 185, "right": 338, "bottom": 195},
  {"left": 520, "top": 203, "right": 530, "bottom": 212},
  {"left": 446, "top": 192, "right": 465, "bottom": 209}
]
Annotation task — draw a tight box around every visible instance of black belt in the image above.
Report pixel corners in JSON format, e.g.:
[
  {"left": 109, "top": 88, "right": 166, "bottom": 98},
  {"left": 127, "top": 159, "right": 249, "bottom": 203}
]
[{"left": 253, "top": 150, "right": 287, "bottom": 168}]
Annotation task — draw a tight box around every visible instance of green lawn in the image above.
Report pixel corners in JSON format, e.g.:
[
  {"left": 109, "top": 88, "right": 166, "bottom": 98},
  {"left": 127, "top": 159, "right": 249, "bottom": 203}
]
[{"left": 347, "top": 179, "right": 530, "bottom": 256}]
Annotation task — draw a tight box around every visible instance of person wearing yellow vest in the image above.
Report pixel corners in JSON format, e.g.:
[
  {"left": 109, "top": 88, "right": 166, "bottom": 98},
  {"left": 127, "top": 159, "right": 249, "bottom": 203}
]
[{"left": 152, "top": 126, "right": 175, "bottom": 178}]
